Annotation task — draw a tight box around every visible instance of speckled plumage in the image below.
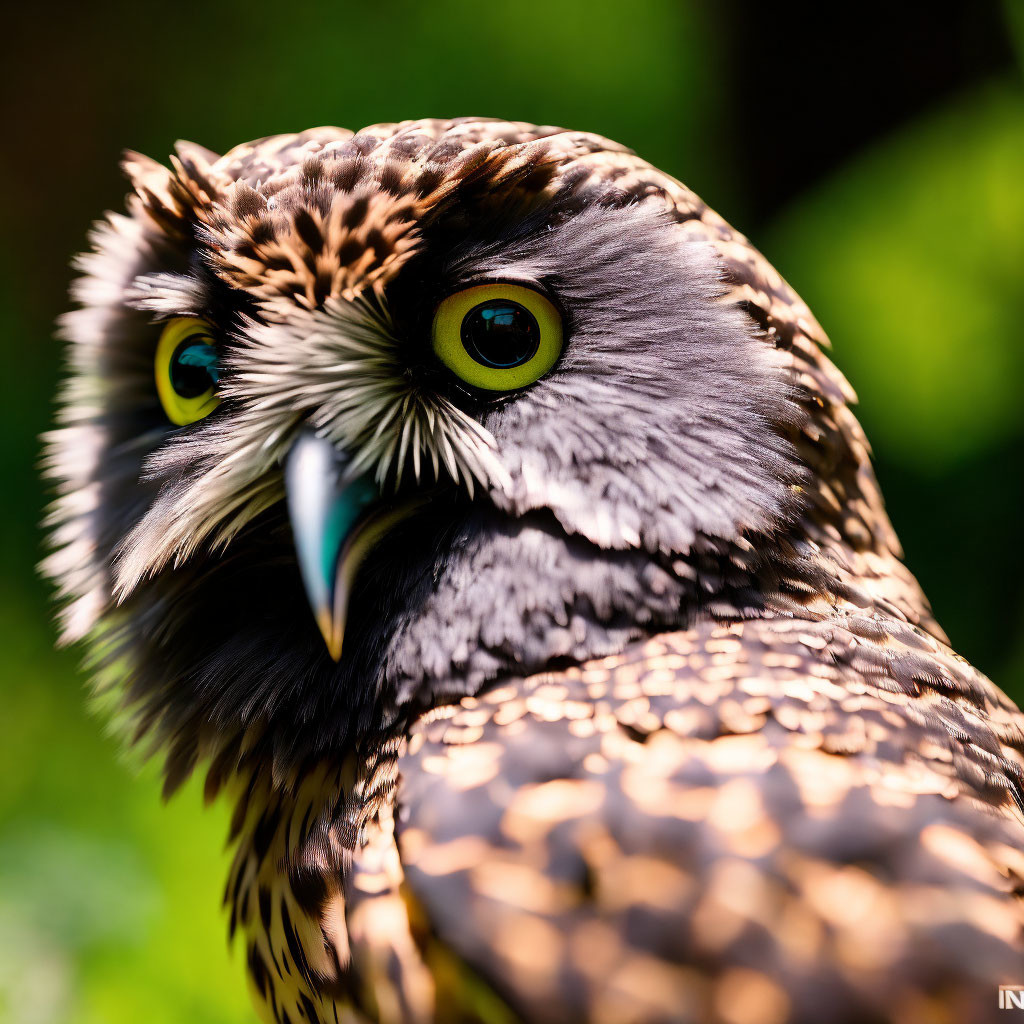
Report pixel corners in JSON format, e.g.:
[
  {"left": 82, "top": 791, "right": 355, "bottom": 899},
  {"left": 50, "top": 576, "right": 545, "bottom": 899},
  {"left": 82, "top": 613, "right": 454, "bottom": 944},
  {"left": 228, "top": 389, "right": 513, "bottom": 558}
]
[{"left": 44, "top": 118, "right": 1024, "bottom": 1023}]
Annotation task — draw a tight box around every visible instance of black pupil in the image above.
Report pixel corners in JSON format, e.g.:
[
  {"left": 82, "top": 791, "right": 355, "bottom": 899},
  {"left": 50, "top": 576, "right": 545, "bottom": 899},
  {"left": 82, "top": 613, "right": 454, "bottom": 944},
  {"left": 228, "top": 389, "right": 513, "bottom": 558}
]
[
  {"left": 460, "top": 299, "right": 540, "bottom": 369},
  {"left": 170, "top": 339, "right": 218, "bottom": 398}
]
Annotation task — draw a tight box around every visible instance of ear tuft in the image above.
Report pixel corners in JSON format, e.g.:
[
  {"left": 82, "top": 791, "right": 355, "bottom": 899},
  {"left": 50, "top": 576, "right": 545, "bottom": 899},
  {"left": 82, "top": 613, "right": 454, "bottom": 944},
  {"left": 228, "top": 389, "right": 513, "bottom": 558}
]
[
  {"left": 171, "top": 139, "right": 230, "bottom": 210},
  {"left": 173, "top": 139, "right": 222, "bottom": 168},
  {"left": 121, "top": 150, "right": 193, "bottom": 238}
]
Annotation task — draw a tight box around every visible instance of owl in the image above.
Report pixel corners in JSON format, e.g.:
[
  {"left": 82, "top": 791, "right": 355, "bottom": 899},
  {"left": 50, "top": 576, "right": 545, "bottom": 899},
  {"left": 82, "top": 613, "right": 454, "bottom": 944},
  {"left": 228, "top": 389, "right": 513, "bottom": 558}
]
[{"left": 44, "top": 118, "right": 1024, "bottom": 1024}]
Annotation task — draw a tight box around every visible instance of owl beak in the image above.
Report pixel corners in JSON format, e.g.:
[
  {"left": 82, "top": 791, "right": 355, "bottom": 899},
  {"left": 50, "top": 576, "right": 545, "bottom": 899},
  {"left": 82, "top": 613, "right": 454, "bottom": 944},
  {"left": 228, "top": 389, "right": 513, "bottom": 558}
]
[{"left": 284, "top": 430, "right": 416, "bottom": 662}]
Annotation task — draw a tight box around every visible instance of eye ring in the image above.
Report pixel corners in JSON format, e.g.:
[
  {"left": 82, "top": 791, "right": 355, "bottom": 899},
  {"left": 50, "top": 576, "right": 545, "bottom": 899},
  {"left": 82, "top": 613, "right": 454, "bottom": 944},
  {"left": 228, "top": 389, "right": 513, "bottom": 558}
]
[
  {"left": 432, "top": 283, "right": 563, "bottom": 391},
  {"left": 154, "top": 318, "right": 221, "bottom": 426}
]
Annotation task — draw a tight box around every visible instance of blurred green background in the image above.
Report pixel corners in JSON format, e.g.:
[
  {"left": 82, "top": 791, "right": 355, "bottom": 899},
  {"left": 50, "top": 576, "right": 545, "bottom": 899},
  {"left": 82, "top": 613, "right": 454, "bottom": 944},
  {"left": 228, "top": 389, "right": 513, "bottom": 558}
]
[{"left": 1, "top": 2, "right": 1022, "bottom": 1021}]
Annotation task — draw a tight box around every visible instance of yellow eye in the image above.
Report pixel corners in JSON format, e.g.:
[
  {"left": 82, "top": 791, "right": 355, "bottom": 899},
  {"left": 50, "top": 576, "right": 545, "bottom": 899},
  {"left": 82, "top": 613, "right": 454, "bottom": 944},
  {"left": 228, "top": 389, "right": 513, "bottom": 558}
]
[
  {"left": 431, "top": 283, "right": 563, "bottom": 391},
  {"left": 154, "top": 318, "right": 221, "bottom": 426}
]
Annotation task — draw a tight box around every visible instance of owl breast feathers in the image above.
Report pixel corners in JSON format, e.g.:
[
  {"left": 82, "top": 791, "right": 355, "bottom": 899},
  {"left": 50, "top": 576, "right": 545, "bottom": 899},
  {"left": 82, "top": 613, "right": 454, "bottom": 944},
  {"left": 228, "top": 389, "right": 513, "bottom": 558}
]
[{"left": 45, "top": 118, "right": 1024, "bottom": 1024}]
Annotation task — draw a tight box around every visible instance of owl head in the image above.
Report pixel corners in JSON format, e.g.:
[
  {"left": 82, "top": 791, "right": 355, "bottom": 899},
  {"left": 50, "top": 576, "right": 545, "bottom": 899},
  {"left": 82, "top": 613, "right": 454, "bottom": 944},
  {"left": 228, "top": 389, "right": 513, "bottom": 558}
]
[{"left": 43, "top": 118, "right": 915, "bottom": 783}]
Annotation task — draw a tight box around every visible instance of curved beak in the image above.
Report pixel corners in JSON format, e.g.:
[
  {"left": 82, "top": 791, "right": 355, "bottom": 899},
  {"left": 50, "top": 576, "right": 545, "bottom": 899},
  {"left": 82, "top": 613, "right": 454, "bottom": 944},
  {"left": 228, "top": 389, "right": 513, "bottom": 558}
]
[{"left": 284, "top": 430, "right": 418, "bottom": 662}]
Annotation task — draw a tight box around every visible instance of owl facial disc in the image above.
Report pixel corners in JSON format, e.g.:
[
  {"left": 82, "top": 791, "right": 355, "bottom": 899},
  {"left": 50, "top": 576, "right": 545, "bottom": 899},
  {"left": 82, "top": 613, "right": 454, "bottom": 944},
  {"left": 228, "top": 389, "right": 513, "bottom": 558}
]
[{"left": 284, "top": 430, "right": 422, "bottom": 661}]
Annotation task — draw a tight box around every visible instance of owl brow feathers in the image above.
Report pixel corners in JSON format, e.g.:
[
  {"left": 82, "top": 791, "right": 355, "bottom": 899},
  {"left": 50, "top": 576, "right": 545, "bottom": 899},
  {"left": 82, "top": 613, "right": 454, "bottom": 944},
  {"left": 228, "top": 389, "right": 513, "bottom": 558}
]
[
  {"left": 128, "top": 131, "right": 568, "bottom": 311},
  {"left": 111, "top": 293, "right": 510, "bottom": 602},
  {"left": 233, "top": 294, "right": 508, "bottom": 489}
]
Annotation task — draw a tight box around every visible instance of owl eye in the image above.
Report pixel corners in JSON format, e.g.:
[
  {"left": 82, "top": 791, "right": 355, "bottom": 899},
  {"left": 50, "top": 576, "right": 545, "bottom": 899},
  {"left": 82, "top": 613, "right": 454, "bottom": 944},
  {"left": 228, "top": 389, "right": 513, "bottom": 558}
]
[
  {"left": 432, "top": 283, "right": 563, "bottom": 391},
  {"left": 154, "top": 318, "right": 221, "bottom": 426}
]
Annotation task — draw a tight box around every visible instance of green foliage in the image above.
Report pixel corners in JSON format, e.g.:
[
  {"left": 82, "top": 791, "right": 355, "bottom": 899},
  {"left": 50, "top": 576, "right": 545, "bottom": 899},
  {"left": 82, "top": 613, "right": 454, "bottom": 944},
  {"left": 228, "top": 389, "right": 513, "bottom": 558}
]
[
  {"left": 1006, "top": 0, "right": 1024, "bottom": 67},
  {"left": 767, "top": 82, "right": 1024, "bottom": 470},
  {"left": 764, "top": 80, "right": 1024, "bottom": 698},
  {"left": 0, "top": 591, "right": 251, "bottom": 1024}
]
